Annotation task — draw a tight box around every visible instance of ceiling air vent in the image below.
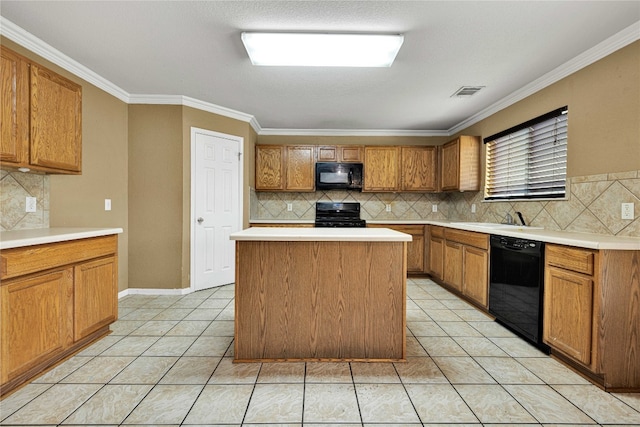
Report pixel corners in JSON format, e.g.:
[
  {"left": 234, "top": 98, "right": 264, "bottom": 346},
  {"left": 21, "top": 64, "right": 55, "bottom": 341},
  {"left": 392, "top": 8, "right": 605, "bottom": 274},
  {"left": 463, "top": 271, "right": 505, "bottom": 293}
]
[{"left": 451, "top": 86, "right": 484, "bottom": 97}]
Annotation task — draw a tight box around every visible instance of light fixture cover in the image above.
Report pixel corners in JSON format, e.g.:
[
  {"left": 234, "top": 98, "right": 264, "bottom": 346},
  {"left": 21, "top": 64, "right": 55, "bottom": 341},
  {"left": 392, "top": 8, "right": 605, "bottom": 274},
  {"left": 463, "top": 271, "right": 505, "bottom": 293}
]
[{"left": 241, "top": 32, "right": 404, "bottom": 67}]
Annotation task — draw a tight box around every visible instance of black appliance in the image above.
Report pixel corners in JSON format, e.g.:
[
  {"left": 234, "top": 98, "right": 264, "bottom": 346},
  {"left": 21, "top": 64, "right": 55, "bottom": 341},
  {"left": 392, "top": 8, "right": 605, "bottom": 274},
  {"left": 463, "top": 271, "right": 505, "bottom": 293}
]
[
  {"left": 315, "top": 162, "right": 363, "bottom": 191},
  {"left": 315, "top": 202, "right": 366, "bottom": 228},
  {"left": 489, "top": 235, "right": 548, "bottom": 352}
]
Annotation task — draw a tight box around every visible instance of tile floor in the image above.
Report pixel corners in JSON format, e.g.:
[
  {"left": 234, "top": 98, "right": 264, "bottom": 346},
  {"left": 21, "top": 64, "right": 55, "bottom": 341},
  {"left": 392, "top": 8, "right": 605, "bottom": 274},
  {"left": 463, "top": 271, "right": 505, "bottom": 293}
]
[{"left": 1, "top": 278, "right": 640, "bottom": 426}]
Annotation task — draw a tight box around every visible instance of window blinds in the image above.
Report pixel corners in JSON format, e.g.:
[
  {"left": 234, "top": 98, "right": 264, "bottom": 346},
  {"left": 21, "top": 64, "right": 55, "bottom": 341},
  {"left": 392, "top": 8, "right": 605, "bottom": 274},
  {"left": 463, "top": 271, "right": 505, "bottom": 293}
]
[{"left": 484, "top": 107, "right": 568, "bottom": 200}]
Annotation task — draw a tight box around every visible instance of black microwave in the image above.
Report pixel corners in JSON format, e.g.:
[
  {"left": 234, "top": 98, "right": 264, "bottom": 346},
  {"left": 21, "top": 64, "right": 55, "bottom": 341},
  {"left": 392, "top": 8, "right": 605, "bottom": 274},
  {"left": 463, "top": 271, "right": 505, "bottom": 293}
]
[{"left": 315, "top": 162, "right": 363, "bottom": 191}]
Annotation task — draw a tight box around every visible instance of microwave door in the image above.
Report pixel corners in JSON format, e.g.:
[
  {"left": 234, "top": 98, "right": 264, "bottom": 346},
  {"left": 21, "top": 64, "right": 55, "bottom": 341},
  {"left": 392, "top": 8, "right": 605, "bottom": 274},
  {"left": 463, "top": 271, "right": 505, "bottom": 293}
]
[{"left": 321, "top": 171, "right": 348, "bottom": 184}]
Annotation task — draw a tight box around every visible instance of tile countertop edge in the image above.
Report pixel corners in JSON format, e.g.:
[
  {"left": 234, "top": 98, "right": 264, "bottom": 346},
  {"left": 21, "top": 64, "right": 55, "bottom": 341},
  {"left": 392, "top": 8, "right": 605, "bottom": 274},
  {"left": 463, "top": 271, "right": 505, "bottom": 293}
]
[
  {"left": 0, "top": 227, "right": 124, "bottom": 250},
  {"left": 426, "top": 221, "right": 640, "bottom": 251},
  {"left": 231, "top": 227, "right": 412, "bottom": 242}
]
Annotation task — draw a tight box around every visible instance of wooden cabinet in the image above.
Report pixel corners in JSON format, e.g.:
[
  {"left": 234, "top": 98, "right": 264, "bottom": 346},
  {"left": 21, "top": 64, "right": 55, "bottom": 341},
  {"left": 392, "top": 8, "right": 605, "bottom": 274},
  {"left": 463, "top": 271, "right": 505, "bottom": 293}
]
[
  {"left": 317, "top": 145, "right": 363, "bottom": 162},
  {"left": 1, "top": 47, "right": 29, "bottom": 164},
  {"left": 462, "top": 245, "right": 489, "bottom": 307},
  {"left": 74, "top": 257, "right": 118, "bottom": 341},
  {"left": 0, "top": 46, "right": 82, "bottom": 174},
  {"left": 428, "top": 226, "right": 444, "bottom": 280},
  {"left": 543, "top": 244, "right": 597, "bottom": 366},
  {"left": 255, "top": 145, "right": 285, "bottom": 190},
  {"left": 369, "top": 224, "right": 425, "bottom": 273},
  {"left": 443, "top": 240, "right": 463, "bottom": 292},
  {"left": 1, "top": 268, "right": 73, "bottom": 385},
  {"left": 428, "top": 226, "right": 489, "bottom": 308},
  {"left": 284, "top": 145, "right": 315, "bottom": 191},
  {"left": 363, "top": 146, "right": 400, "bottom": 191},
  {"left": 255, "top": 145, "right": 314, "bottom": 191},
  {"left": 440, "top": 135, "right": 480, "bottom": 191},
  {"left": 0, "top": 235, "right": 118, "bottom": 396},
  {"left": 401, "top": 146, "right": 437, "bottom": 191}
]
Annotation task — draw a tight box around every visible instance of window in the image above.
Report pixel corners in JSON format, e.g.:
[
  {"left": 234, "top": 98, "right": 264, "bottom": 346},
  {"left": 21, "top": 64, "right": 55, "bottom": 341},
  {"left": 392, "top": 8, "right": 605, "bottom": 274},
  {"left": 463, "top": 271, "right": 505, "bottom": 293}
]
[{"left": 484, "top": 106, "right": 568, "bottom": 200}]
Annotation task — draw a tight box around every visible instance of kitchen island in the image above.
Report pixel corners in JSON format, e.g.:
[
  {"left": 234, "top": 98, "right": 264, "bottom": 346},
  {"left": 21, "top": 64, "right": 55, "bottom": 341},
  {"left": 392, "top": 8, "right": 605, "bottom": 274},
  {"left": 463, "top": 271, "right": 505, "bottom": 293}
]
[{"left": 230, "top": 227, "right": 412, "bottom": 362}]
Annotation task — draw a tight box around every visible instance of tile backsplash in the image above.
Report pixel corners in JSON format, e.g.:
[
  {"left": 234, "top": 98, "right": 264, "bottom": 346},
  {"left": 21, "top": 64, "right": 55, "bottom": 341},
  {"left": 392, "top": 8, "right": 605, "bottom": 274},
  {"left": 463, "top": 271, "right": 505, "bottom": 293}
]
[
  {"left": 251, "top": 170, "right": 640, "bottom": 237},
  {"left": 1, "top": 170, "right": 50, "bottom": 231}
]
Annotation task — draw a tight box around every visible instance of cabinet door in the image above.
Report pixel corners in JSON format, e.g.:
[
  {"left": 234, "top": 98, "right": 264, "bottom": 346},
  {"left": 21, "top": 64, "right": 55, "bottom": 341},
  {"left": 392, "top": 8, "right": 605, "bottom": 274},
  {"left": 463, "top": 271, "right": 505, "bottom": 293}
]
[
  {"left": 363, "top": 146, "right": 399, "bottom": 191},
  {"left": 285, "top": 145, "right": 315, "bottom": 191},
  {"left": 255, "top": 145, "right": 285, "bottom": 190},
  {"left": 543, "top": 266, "right": 594, "bottom": 365},
  {"left": 339, "top": 146, "right": 363, "bottom": 162},
  {"left": 317, "top": 146, "right": 337, "bottom": 162},
  {"left": 440, "top": 139, "right": 460, "bottom": 191},
  {"left": 429, "top": 236, "right": 444, "bottom": 280},
  {"left": 1, "top": 268, "right": 73, "bottom": 383},
  {"left": 443, "top": 240, "right": 463, "bottom": 292},
  {"left": 74, "top": 257, "right": 118, "bottom": 342},
  {"left": 0, "top": 47, "right": 29, "bottom": 165},
  {"left": 377, "top": 225, "right": 425, "bottom": 273},
  {"left": 401, "top": 146, "right": 437, "bottom": 191},
  {"left": 30, "top": 64, "right": 82, "bottom": 172},
  {"left": 462, "top": 246, "right": 488, "bottom": 307}
]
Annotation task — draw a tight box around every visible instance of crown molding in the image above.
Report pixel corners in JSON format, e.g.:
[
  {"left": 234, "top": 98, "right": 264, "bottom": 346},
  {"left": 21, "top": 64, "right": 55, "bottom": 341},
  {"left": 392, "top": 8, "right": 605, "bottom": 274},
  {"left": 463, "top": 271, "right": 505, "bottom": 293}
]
[
  {"left": 1, "top": 17, "right": 130, "bottom": 103},
  {"left": 259, "top": 128, "right": 449, "bottom": 137},
  {"left": 128, "top": 94, "right": 261, "bottom": 134},
  {"left": 448, "top": 20, "right": 640, "bottom": 136}
]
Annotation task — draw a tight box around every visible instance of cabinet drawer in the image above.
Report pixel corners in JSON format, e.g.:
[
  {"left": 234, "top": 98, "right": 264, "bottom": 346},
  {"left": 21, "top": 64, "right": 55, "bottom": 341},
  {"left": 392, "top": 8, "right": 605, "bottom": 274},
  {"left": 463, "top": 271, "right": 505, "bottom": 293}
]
[
  {"left": 430, "top": 226, "right": 444, "bottom": 239},
  {"left": 444, "top": 228, "right": 489, "bottom": 250},
  {"left": 1, "top": 236, "right": 117, "bottom": 280},
  {"left": 546, "top": 244, "right": 596, "bottom": 276}
]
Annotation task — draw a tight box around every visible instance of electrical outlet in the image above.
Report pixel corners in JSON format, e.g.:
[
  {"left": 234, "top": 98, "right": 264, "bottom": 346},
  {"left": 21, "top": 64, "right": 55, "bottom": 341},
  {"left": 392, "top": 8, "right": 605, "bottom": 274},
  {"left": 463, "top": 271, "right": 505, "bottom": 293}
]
[
  {"left": 432, "top": 204, "right": 438, "bottom": 213},
  {"left": 25, "top": 196, "right": 37, "bottom": 213},
  {"left": 385, "top": 204, "right": 392, "bottom": 212},
  {"left": 471, "top": 203, "right": 477, "bottom": 213},
  {"left": 105, "top": 199, "right": 112, "bottom": 211},
  {"left": 286, "top": 203, "right": 293, "bottom": 212},
  {"left": 622, "top": 202, "right": 634, "bottom": 220}
]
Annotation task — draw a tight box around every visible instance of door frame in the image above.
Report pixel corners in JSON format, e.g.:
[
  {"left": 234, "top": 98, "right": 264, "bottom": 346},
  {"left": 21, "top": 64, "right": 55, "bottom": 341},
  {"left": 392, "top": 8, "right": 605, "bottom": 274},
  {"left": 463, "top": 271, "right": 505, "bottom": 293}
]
[{"left": 189, "top": 126, "right": 244, "bottom": 292}]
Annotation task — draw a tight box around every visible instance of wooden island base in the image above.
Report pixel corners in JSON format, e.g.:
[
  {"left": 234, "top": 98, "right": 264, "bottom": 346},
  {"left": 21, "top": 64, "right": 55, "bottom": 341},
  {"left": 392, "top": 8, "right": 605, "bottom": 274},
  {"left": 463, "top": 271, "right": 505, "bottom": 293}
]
[{"left": 232, "top": 232, "right": 409, "bottom": 362}]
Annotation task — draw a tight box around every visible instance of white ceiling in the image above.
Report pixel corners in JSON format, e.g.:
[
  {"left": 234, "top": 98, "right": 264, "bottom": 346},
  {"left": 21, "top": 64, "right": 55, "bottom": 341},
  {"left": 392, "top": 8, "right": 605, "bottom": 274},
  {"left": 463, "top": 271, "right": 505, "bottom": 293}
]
[{"left": 1, "top": 1, "right": 639, "bottom": 134}]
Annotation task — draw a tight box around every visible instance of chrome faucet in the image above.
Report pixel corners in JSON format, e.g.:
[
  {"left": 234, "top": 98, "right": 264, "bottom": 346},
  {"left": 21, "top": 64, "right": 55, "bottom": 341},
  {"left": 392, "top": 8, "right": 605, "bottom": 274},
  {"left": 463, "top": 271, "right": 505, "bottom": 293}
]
[{"left": 504, "top": 212, "right": 514, "bottom": 225}]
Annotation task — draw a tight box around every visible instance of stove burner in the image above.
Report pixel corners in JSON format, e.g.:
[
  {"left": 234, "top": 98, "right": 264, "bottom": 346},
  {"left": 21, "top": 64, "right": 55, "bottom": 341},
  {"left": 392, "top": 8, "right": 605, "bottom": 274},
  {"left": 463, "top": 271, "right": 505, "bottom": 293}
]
[{"left": 314, "top": 202, "right": 366, "bottom": 228}]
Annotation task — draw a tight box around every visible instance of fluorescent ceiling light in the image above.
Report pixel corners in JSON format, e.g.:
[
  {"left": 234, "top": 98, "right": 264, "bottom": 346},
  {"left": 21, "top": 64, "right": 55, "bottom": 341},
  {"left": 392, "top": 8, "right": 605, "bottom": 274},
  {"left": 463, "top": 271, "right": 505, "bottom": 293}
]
[{"left": 241, "top": 32, "right": 404, "bottom": 67}]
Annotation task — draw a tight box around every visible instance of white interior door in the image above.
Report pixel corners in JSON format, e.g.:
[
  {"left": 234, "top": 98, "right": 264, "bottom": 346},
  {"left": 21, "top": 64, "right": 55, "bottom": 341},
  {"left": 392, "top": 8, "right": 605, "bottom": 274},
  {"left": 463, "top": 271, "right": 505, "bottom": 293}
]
[{"left": 191, "top": 128, "right": 242, "bottom": 291}]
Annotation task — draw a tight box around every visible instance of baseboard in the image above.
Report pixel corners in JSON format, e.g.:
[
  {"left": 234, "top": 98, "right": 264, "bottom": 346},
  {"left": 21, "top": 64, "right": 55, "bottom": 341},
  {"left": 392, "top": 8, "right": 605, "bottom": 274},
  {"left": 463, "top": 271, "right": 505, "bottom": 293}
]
[{"left": 118, "top": 287, "right": 192, "bottom": 299}]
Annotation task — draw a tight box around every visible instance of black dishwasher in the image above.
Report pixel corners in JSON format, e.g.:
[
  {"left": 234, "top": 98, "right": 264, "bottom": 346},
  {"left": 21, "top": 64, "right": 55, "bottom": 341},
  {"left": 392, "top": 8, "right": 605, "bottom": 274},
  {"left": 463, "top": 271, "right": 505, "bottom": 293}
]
[{"left": 489, "top": 235, "right": 548, "bottom": 352}]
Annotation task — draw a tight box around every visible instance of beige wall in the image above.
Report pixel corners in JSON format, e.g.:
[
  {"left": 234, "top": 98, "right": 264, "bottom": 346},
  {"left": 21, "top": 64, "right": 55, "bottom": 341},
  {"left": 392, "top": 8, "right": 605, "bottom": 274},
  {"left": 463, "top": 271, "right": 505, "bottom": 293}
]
[
  {"left": 128, "top": 105, "right": 183, "bottom": 289},
  {"left": 1, "top": 38, "right": 130, "bottom": 291},
  {"left": 456, "top": 41, "right": 640, "bottom": 177}
]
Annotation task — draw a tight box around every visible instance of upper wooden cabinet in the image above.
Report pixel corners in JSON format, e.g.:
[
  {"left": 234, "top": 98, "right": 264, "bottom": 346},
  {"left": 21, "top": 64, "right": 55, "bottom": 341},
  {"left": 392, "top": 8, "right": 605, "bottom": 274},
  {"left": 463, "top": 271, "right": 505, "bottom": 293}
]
[
  {"left": 285, "top": 145, "right": 315, "bottom": 191},
  {"left": 440, "top": 135, "right": 480, "bottom": 191},
  {"left": 401, "top": 146, "right": 437, "bottom": 191},
  {"left": 0, "top": 47, "right": 82, "bottom": 174},
  {"left": 363, "top": 146, "right": 400, "bottom": 191},
  {"left": 255, "top": 145, "right": 315, "bottom": 191},
  {"left": 317, "top": 145, "right": 363, "bottom": 163},
  {"left": 1, "top": 47, "right": 29, "bottom": 165}
]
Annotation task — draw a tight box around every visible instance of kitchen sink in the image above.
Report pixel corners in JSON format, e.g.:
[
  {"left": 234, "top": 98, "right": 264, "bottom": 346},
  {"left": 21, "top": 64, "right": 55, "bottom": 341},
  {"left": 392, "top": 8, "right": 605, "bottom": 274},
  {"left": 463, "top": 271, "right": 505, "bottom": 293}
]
[{"left": 455, "top": 222, "right": 544, "bottom": 230}]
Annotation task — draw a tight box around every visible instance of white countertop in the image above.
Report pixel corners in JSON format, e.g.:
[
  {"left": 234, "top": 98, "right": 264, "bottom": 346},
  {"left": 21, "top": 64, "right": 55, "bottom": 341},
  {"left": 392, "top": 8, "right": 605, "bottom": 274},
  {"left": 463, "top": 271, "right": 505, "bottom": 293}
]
[
  {"left": 231, "top": 227, "right": 412, "bottom": 242},
  {"left": 1, "top": 227, "right": 124, "bottom": 250},
  {"left": 427, "top": 221, "right": 640, "bottom": 250}
]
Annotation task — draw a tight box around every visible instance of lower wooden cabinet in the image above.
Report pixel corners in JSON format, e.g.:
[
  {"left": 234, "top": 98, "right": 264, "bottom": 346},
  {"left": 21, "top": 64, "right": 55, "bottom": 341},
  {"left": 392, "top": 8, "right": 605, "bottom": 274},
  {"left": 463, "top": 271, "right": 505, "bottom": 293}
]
[
  {"left": 462, "top": 245, "right": 489, "bottom": 307},
  {"left": 428, "top": 225, "right": 489, "bottom": 309},
  {"left": 0, "top": 235, "right": 118, "bottom": 396},
  {"left": 368, "top": 224, "right": 425, "bottom": 273},
  {"left": 1, "top": 268, "right": 73, "bottom": 384},
  {"left": 74, "top": 257, "right": 118, "bottom": 341}
]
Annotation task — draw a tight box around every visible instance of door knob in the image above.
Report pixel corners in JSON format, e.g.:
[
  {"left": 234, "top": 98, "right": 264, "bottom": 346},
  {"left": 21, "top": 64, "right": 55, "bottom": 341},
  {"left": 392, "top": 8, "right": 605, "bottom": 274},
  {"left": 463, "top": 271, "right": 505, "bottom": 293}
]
[{"left": 197, "top": 217, "right": 204, "bottom": 224}]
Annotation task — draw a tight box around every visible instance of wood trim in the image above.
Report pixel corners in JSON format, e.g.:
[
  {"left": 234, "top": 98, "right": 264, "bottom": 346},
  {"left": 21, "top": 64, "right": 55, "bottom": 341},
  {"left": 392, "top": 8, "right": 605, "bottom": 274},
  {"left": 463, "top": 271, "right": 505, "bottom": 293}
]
[{"left": 1, "top": 235, "right": 117, "bottom": 280}]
